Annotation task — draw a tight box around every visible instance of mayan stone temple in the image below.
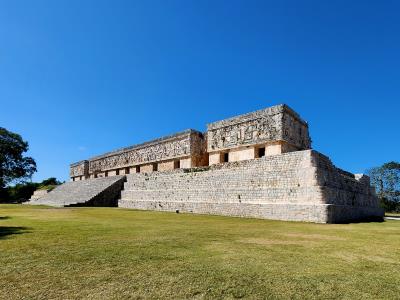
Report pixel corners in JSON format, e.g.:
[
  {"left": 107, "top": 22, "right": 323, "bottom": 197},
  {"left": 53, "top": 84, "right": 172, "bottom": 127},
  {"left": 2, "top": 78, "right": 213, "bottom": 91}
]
[{"left": 29, "top": 104, "right": 384, "bottom": 223}]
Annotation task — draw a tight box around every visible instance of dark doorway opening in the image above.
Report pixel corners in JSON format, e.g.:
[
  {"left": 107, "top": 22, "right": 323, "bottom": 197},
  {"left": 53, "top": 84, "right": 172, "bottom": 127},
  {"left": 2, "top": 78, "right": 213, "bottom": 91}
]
[
  {"left": 174, "top": 160, "right": 180, "bottom": 169},
  {"left": 258, "top": 147, "right": 266, "bottom": 158}
]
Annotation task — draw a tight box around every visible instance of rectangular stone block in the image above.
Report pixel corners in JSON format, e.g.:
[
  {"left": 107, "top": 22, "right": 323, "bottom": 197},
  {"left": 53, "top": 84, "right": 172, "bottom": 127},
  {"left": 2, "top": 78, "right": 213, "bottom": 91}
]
[
  {"left": 140, "top": 164, "right": 155, "bottom": 173},
  {"left": 129, "top": 166, "right": 139, "bottom": 174},
  {"left": 229, "top": 147, "right": 255, "bottom": 162},
  {"left": 265, "top": 143, "right": 282, "bottom": 156},
  {"left": 209, "top": 153, "right": 222, "bottom": 165},
  {"left": 107, "top": 170, "right": 117, "bottom": 176},
  {"left": 118, "top": 168, "right": 129, "bottom": 175},
  {"left": 180, "top": 158, "right": 192, "bottom": 169},
  {"left": 158, "top": 161, "right": 175, "bottom": 172}
]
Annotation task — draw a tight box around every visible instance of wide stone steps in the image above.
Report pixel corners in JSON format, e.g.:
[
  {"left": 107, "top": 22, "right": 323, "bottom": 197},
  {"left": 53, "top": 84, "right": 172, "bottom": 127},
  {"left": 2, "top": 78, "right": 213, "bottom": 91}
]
[{"left": 27, "top": 176, "right": 126, "bottom": 207}]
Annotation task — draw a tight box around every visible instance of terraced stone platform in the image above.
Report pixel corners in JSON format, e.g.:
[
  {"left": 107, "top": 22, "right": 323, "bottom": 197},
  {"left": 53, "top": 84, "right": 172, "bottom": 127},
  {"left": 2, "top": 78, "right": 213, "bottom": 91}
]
[
  {"left": 118, "top": 150, "right": 384, "bottom": 223},
  {"left": 27, "top": 176, "right": 126, "bottom": 207}
]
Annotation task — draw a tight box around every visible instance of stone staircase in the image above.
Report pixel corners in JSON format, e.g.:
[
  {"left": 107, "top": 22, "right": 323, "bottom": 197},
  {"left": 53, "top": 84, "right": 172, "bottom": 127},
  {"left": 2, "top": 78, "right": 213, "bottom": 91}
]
[{"left": 27, "top": 176, "right": 126, "bottom": 207}]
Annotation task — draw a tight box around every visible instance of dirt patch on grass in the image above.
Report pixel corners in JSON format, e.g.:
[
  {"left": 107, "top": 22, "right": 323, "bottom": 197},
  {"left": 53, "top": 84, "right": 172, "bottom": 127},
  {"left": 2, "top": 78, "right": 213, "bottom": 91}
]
[
  {"left": 238, "top": 238, "right": 315, "bottom": 247},
  {"left": 332, "top": 251, "right": 398, "bottom": 264},
  {"left": 282, "top": 233, "right": 346, "bottom": 241}
]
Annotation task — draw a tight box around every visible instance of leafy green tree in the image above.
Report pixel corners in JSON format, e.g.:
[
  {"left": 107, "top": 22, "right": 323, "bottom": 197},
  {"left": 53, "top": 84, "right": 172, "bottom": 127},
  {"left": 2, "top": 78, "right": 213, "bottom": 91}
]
[
  {"left": 40, "top": 177, "right": 61, "bottom": 187},
  {"left": 0, "top": 127, "right": 37, "bottom": 188},
  {"left": 368, "top": 162, "right": 400, "bottom": 212}
]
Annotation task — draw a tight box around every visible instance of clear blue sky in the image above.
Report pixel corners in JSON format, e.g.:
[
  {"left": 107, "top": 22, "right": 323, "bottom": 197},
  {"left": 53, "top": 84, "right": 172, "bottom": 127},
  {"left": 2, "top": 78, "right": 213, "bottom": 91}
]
[{"left": 0, "top": 0, "right": 399, "bottom": 182}]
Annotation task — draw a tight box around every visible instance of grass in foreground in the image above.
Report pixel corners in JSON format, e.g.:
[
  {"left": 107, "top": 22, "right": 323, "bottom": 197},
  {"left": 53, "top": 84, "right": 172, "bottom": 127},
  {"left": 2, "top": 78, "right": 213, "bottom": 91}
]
[{"left": 0, "top": 204, "right": 399, "bottom": 299}]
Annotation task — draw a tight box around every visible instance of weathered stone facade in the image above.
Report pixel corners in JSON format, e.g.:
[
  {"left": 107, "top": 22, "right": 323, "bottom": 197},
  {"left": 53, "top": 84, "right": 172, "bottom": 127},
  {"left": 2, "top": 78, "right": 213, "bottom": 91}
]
[
  {"left": 70, "top": 130, "right": 207, "bottom": 181},
  {"left": 207, "top": 104, "right": 311, "bottom": 165},
  {"left": 119, "top": 150, "right": 383, "bottom": 223},
  {"left": 66, "top": 104, "right": 383, "bottom": 223},
  {"left": 208, "top": 104, "right": 311, "bottom": 151},
  {"left": 70, "top": 160, "right": 89, "bottom": 180}
]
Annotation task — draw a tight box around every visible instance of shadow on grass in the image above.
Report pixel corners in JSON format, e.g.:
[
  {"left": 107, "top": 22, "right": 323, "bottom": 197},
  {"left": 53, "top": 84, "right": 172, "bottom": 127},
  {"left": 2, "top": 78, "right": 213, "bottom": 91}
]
[
  {"left": 0, "top": 216, "right": 11, "bottom": 220},
  {"left": 337, "top": 216, "right": 385, "bottom": 224},
  {"left": 0, "top": 226, "right": 29, "bottom": 239}
]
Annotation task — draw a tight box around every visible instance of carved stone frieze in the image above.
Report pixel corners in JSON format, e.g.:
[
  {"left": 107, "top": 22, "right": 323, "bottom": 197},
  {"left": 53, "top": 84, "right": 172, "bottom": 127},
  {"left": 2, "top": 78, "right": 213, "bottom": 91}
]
[
  {"left": 87, "top": 130, "right": 204, "bottom": 173},
  {"left": 208, "top": 115, "right": 281, "bottom": 151},
  {"left": 70, "top": 161, "right": 89, "bottom": 177},
  {"left": 207, "top": 104, "right": 311, "bottom": 151}
]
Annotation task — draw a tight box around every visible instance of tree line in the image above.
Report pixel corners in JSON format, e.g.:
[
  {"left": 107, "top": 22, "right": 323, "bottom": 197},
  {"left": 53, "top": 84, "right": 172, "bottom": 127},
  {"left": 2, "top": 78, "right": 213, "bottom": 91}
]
[{"left": 0, "top": 127, "right": 61, "bottom": 203}]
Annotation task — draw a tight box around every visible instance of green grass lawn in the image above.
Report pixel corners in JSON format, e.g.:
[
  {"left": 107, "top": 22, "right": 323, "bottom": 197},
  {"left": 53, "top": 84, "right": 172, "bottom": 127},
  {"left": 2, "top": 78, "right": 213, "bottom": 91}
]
[{"left": 1, "top": 205, "right": 399, "bottom": 299}]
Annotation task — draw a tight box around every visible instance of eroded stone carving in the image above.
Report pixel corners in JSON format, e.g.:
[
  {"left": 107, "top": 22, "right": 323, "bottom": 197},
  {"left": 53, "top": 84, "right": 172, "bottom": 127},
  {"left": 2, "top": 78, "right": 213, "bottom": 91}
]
[
  {"left": 88, "top": 131, "right": 200, "bottom": 173},
  {"left": 207, "top": 104, "right": 311, "bottom": 151},
  {"left": 208, "top": 116, "right": 281, "bottom": 151},
  {"left": 70, "top": 161, "right": 89, "bottom": 177}
]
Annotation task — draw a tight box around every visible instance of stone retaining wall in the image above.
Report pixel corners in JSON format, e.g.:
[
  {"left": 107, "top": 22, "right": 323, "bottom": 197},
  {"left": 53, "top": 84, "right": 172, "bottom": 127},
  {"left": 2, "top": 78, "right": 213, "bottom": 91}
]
[
  {"left": 29, "top": 189, "right": 49, "bottom": 201},
  {"left": 119, "top": 150, "right": 383, "bottom": 223}
]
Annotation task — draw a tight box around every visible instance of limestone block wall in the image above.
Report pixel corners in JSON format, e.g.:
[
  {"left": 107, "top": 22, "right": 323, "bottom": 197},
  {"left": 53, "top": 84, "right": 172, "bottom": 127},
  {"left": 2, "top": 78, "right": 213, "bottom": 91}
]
[
  {"left": 119, "top": 150, "right": 383, "bottom": 223},
  {"left": 140, "top": 164, "right": 156, "bottom": 173},
  {"left": 29, "top": 189, "right": 49, "bottom": 201},
  {"left": 180, "top": 158, "right": 192, "bottom": 169},
  {"left": 229, "top": 147, "right": 255, "bottom": 162},
  {"left": 310, "top": 152, "right": 383, "bottom": 222},
  {"left": 158, "top": 161, "right": 176, "bottom": 172}
]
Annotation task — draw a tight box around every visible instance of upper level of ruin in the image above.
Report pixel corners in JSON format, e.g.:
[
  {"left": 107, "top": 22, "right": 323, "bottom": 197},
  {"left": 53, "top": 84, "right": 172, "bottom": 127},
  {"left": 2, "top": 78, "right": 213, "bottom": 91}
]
[
  {"left": 70, "top": 130, "right": 207, "bottom": 180},
  {"left": 207, "top": 104, "right": 311, "bottom": 152},
  {"left": 70, "top": 104, "right": 312, "bottom": 181}
]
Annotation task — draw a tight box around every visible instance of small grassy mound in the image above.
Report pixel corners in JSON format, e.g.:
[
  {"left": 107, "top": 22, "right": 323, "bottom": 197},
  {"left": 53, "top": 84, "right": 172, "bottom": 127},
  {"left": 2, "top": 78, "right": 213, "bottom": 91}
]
[{"left": 0, "top": 204, "right": 399, "bottom": 299}]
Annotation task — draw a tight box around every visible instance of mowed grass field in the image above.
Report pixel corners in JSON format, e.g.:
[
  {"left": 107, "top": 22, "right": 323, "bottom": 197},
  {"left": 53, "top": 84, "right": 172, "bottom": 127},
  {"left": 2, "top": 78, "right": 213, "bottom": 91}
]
[{"left": 0, "top": 205, "right": 399, "bottom": 299}]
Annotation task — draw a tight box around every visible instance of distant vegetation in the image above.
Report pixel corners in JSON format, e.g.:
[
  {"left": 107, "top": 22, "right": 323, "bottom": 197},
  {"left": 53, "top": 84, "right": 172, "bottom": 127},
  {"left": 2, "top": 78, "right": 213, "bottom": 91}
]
[
  {"left": 0, "top": 177, "right": 62, "bottom": 203},
  {"left": 368, "top": 162, "right": 400, "bottom": 212}
]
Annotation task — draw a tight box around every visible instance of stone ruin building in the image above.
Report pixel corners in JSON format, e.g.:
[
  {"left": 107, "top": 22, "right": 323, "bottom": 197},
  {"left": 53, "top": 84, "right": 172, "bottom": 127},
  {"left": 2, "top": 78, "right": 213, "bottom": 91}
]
[{"left": 28, "top": 104, "right": 384, "bottom": 223}]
